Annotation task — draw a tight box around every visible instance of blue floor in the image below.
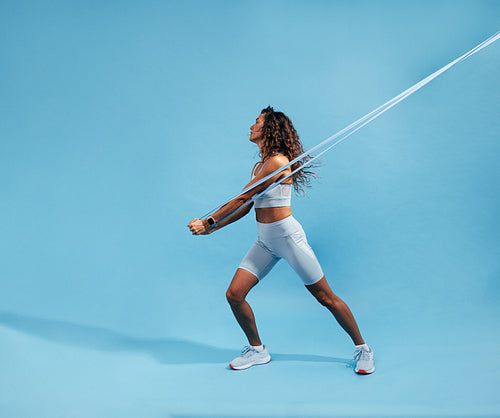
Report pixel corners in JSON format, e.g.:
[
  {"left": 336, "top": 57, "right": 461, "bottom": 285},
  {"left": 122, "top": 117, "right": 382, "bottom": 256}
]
[
  {"left": 1, "top": 304, "right": 499, "bottom": 417},
  {"left": 1, "top": 1, "right": 499, "bottom": 417}
]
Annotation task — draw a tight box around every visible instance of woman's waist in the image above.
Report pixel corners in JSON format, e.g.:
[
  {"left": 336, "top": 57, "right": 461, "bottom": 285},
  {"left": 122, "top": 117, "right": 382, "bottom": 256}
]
[
  {"left": 255, "top": 207, "right": 292, "bottom": 224},
  {"left": 256, "top": 213, "right": 303, "bottom": 239}
]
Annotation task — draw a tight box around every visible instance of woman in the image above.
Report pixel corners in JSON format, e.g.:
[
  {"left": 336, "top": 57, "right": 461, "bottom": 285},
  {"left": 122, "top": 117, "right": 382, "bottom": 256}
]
[{"left": 187, "top": 106, "right": 375, "bottom": 374}]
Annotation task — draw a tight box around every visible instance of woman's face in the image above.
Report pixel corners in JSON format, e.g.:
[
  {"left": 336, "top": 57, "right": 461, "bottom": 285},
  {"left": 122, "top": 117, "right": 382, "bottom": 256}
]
[{"left": 249, "top": 113, "right": 266, "bottom": 144}]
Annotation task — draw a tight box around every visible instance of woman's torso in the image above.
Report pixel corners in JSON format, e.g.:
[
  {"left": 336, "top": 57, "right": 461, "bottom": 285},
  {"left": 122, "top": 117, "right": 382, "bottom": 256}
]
[{"left": 252, "top": 157, "right": 293, "bottom": 224}]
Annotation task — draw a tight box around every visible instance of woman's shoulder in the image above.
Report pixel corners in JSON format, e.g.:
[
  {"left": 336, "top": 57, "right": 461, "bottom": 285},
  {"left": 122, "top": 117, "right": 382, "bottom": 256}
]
[
  {"left": 252, "top": 154, "right": 291, "bottom": 178},
  {"left": 265, "top": 153, "right": 290, "bottom": 166}
]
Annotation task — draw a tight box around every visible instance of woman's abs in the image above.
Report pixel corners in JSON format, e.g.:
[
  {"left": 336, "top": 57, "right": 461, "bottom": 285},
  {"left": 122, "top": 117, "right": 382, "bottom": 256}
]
[{"left": 255, "top": 207, "right": 292, "bottom": 223}]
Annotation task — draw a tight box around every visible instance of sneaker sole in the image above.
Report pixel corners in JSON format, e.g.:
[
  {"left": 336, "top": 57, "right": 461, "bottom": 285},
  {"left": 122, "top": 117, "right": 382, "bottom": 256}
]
[
  {"left": 355, "top": 367, "right": 375, "bottom": 375},
  {"left": 229, "top": 355, "right": 271, "bottom": 370}
]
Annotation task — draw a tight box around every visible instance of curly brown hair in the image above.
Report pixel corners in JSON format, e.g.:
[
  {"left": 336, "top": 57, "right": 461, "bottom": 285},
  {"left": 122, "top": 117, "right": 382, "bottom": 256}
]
[{"left": 259, "top": 106, "right": 317, "bottom": 194}]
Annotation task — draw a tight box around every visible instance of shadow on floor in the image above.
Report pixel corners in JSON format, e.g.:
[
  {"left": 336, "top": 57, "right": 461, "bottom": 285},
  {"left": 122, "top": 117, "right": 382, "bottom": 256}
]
[{"left": 0, "top": 311, "right": 351, "bottom": 366}]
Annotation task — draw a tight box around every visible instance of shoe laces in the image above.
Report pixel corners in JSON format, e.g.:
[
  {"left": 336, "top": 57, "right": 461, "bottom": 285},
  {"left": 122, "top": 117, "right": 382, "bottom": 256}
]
[
  {"left": 353, "top": 348, "right": 371, "bottom": 362},
  {"left": 241, "top": 346, "right": 256, "bottom": 357}
]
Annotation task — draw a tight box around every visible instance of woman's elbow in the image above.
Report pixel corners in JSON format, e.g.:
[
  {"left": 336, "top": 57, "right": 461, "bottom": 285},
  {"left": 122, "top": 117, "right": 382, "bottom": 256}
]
[
  {"left": 244, "top": 201, "right": 254, "bottom": 214},
  {"left": 236, "top": 196, "right": 253, "bottom": 214}
]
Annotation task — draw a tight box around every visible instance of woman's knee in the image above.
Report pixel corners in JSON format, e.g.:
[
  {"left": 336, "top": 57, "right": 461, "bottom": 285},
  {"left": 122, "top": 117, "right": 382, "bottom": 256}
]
[
  {"left": 315, "top": 291, "right": 341, "bottom": 311},
  {"left": 226, "top": 269, "right": 259, "bottom": 306},
  {"left": 315, "top": 291, "right": 331, "bottom": 307},
  {"left": 226, "top": 288, "right": 245, "bottom": 306}
]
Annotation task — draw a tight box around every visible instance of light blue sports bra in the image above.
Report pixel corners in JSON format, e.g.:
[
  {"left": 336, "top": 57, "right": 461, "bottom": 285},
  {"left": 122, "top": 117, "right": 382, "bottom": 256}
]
[{"left": 252, "top": 163, "right": 292, "bottom": 209}]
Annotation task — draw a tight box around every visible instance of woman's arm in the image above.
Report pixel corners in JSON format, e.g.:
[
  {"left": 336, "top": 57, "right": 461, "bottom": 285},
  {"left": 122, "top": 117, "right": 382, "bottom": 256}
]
[
  {"left": 187, "top": 198, "right": 253, "bottom": 236},
  {"left": 187, "top": 155, "right": 290, "bottom": 235},
  {"left": 203, "top": 198, "right": 254, "bottom": 233}
]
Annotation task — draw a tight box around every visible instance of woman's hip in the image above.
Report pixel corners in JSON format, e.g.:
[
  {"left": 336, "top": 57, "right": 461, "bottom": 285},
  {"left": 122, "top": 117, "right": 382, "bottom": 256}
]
[{"left": 256, "top": 215, "right": 303, "bottom": 240}]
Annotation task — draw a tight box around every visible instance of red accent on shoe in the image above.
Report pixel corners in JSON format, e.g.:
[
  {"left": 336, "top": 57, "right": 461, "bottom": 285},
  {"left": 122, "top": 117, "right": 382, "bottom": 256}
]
[
  {"left": 229, "top": 364, "right": 236, "bottom": 370},
  {"left": 356, "top": 369, "right": 368, "bottom": 374}
]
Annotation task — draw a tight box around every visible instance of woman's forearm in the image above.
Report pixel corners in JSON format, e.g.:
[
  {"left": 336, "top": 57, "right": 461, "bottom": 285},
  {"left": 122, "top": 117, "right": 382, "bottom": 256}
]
[{"left": 208, "top": 197, "right": 252, "bottom": 232}]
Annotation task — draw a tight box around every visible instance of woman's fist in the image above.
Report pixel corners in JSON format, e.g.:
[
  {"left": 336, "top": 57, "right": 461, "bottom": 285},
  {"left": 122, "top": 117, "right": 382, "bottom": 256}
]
[{"left": 187, "top": 218, "right": 210, "bottom": 235}]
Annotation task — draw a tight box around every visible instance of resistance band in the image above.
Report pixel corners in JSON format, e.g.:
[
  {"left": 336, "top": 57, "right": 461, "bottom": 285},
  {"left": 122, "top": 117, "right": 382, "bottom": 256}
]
[{"left": 201, "top": 29, "right": 500, "bottom": 228}]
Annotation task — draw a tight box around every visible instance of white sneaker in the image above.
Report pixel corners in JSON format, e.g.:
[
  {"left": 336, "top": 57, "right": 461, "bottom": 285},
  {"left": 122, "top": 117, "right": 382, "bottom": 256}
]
[
  {"left": 353, "top": 346, "right": 375, "bottom": 374},
  {"left": 229, "top": 345, "right": 271, "bottom": 370}
]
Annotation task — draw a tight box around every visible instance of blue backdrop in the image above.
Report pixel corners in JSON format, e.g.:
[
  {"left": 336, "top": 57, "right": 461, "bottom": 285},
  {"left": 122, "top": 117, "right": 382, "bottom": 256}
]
[{"left": 1, "top": 1, "right": 499, "bottom": 417}]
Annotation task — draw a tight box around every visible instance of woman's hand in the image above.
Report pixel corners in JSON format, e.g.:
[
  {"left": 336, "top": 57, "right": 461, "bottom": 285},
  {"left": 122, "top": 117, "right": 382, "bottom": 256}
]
[{"left": 187, "top": 218, "right": 211, "bottom": 235}]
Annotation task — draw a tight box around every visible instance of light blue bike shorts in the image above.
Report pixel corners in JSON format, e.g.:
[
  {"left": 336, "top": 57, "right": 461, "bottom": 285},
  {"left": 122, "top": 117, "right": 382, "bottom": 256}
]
[{"left": 238, "top": 215, "right": 324, "bottom": 285}]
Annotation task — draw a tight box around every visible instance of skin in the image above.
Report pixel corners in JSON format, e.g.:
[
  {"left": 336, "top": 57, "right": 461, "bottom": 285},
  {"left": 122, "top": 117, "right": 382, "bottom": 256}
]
[{"left": 187, "top": 113, "right": 365, "bottom": 348}]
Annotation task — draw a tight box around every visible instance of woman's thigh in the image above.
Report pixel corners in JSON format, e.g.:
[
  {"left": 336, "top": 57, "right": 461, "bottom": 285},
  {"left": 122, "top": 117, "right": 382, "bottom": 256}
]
[
  {"left": 304, "top": 276, "right": 334, "bottom": 301},
  {"left": 272, "top": 231, "right": 324, "bottom": 285},
  {"left": 238, "top": 240, "right": 279, "bottom": 281}
]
